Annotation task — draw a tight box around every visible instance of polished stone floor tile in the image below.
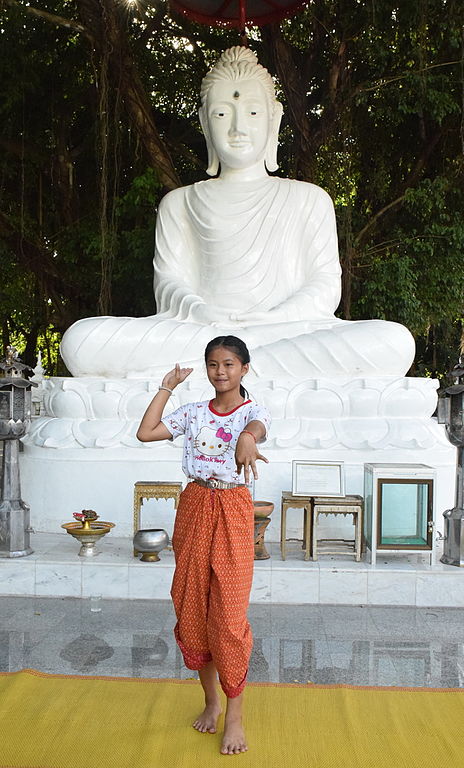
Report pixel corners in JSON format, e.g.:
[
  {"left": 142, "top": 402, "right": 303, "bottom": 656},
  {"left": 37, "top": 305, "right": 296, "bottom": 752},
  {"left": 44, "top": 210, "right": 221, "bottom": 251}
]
[
  {"left": 369, "top": 606, "right": 425, "bottom": 638},
  {"left": 322, "top": 612, "right": 379, "bottom": 641},
  {"left": 270, "top": 606, "right": 326, "bottom": 640},
  {"left": 2, "top": 599, "right": 69, "bottom": 631},
  {"left": 2, "top": 597, "right": 464, "bottom": 688}
]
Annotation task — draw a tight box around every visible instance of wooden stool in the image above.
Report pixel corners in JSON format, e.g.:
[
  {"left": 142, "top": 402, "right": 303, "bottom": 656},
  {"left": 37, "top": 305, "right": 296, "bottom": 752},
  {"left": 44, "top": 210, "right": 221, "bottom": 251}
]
[
  {"left": 133, "top": 481, "right": 183, "bottom": 556},
  {"left": 280, "top": 491, "right": 313, "bottom": 561},
  {"left": 312, "top": 495, "right": 363, "bottom": 561}
]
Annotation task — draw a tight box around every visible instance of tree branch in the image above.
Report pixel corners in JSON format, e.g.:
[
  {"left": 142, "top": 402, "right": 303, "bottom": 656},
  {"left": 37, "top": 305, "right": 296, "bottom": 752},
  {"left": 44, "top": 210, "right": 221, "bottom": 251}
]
[
  {"left": 261, "top": 24, "right": 315, "bottom": 180},
  {"left": 355, "top": 60, "right": 462, "bottom": 97},
  {"left": 0, "top": 136, "right": 46, "bottom": 164},
  {"left": 0, "top": 210, "right": 76, "bottom": 328},
  {"left": 354, "top": 199, "right": 408, "bottom": 248},
  {"left": 1, "top": 0, "right": 91, "bottom": 40},
  {"left": 354, "top": 129, "right": 443, "bottom": 247}
]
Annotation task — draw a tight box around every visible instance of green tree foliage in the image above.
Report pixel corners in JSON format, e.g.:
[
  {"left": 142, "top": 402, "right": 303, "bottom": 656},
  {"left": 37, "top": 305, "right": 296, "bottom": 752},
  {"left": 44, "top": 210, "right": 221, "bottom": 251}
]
[{"left": 0, "top": 0, "right": 462, "bottom": 379}]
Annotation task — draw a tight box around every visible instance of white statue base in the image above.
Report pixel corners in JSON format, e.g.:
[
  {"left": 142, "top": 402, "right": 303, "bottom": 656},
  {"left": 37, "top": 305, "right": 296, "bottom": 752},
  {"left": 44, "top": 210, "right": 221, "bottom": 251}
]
[{"left": 20, "top": 375, "right": 456, "bottom": 543}]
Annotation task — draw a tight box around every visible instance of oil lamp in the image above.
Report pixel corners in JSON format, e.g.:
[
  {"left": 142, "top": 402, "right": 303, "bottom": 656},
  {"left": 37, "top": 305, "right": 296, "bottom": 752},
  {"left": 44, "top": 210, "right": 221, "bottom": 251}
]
[
  {"left": 0, "top": 346, "right": 37, "bottom": 557},
  {"left": 438, "top": 356, "right": 464, "bottom": 566}
]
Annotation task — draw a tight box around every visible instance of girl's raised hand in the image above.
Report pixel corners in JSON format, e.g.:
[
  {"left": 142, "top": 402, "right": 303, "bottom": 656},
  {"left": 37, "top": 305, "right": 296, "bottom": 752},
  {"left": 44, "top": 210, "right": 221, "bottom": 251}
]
[{"left": 162, "top": 363, "right": 193, "bottom": 391}]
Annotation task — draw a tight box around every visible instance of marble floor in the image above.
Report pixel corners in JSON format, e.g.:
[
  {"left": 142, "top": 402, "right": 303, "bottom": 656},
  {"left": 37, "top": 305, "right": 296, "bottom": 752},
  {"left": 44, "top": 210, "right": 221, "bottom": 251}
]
[{"left": 1, "top": 596, "right": 464, "bottom": 688}]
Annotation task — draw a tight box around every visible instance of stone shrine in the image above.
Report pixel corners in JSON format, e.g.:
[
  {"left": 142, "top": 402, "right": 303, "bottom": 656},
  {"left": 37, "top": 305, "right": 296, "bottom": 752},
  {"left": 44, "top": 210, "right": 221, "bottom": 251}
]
[{"left": 21, "top": 48, "right": 455, "bottom": 543}]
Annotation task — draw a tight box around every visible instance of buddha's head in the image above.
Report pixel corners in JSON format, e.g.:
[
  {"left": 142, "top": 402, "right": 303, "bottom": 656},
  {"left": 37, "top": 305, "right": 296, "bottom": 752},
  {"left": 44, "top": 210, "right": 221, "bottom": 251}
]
[{"left": 199, "top": 47, "right": 283, "bottom": 176}]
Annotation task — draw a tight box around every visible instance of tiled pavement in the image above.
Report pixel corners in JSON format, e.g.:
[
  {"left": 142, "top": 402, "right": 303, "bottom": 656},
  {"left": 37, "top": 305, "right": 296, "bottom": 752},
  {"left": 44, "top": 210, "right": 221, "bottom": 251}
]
[{"left": 1, "top": 596, "right": 463, "bottom": 688}]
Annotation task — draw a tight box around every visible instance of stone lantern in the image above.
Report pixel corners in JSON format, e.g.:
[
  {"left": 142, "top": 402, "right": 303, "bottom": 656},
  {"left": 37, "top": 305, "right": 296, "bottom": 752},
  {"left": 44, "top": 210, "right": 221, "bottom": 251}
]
[
  {"left": 437, "top": 356, "right": 464, "bottom": 566},
  {"left": 0, "top": 346, "right": 37, "bottom": 557}
]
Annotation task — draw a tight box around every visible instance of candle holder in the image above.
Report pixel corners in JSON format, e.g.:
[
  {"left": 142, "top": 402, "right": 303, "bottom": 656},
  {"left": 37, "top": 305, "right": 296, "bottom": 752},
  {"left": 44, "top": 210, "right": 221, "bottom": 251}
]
[{"left": 62, "top": 510, "right": 115, "bottom": 557}]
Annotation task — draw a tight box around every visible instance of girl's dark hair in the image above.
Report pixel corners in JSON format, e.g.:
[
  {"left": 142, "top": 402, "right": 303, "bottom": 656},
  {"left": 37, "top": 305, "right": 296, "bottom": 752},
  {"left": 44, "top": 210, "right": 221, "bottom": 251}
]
[{"left": 204, "top": 336, "right": 251, "bottom": 399}]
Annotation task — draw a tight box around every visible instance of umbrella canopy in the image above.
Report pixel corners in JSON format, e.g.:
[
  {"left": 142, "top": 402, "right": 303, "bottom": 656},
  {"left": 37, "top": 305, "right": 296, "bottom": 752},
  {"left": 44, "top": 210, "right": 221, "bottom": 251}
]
[{"left": 171, "top": 0, "right": 308, "bottom": 29}]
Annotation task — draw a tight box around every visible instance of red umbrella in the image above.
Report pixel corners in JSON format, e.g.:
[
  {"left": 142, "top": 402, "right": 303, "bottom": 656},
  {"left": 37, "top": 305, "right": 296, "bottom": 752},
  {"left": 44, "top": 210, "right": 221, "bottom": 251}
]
[{"left": 171, "top": 0, "right": 308, "bottom": 30}]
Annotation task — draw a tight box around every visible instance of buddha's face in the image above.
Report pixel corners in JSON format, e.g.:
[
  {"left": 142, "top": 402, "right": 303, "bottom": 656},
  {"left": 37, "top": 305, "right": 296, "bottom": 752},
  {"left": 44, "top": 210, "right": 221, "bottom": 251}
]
[{"left": 205, "top": 79, "right": 271, "bottom": 171}]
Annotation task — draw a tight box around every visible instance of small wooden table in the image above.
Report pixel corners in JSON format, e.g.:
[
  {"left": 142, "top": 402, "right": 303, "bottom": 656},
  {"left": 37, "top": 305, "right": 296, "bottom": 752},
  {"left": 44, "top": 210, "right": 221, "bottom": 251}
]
[
  {"left": 133, "top": 481, "right": 183, "bottom": 556},
  {"left": 280, "top": 491, "right": 313, "bottom": 561},
  {"left": 312, "top": 495, "right": 363, "bottom": 561}
]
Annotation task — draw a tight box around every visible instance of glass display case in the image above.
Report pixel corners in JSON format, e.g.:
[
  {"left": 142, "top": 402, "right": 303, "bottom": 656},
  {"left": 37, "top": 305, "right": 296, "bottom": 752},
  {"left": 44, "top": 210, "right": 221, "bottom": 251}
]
[{"left": 363, "top": 464, "right": 435, "bottom": 564}]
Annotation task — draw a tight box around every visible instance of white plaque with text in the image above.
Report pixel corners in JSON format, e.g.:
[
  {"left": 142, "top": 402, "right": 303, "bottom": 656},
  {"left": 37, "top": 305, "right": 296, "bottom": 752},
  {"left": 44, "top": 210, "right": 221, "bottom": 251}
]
[{"left": 292, "top": 461, "right": 345, "bottom": 497}]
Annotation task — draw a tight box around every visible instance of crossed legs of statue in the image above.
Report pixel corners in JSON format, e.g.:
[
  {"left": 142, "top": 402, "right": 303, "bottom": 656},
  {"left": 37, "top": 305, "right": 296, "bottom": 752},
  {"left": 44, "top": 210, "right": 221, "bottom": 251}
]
[
  {"left": 60, "top": 314, "right": 415, "bottom": 379},
  {"left": 246, "top": 318, "right": 416, "bottom": 378}
]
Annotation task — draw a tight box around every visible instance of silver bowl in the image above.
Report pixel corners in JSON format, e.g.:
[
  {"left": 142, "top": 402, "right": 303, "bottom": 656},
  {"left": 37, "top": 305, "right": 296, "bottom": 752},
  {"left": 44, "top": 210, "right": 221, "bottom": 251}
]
[{"left": 133, "top": 528, "right": 169, "bottom": 562}]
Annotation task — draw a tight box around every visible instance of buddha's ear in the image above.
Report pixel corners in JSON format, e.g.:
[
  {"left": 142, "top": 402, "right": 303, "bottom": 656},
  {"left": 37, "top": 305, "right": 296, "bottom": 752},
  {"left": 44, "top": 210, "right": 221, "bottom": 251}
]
[
  {"left": 265, "top": 101, "right": 283, "bottom": 173},
  {"left": 199, "top": 106, "right": 220, "bottom": 177}
]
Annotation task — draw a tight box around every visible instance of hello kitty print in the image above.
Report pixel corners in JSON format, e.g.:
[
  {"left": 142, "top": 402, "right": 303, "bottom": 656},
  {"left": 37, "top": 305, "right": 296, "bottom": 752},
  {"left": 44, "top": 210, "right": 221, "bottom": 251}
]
[
  {"left": 194, "top": 426, "right": 232, "bottom": 458},
  {"left": 161, "top": 400, "right": 271, "bottom": 483}
]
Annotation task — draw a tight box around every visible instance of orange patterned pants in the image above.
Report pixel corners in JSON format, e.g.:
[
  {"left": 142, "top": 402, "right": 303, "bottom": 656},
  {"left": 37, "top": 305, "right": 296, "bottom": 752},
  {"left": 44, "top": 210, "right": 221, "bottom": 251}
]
[{"left": 171, "top": 481, "right": 255, "bottom": 698}]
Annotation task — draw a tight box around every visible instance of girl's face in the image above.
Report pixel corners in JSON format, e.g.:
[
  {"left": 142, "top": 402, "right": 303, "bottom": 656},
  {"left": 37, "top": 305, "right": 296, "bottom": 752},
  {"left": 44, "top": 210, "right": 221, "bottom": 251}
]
[{"left": 206, "top": 346, "right": 249, "bottom": 396}]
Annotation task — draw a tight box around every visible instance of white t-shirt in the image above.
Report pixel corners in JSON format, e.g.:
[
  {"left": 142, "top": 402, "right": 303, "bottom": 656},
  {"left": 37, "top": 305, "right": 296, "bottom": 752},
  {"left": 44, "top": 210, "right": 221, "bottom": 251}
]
[{"left": 161, "top": 399, "right": 271, "bottom": 484}]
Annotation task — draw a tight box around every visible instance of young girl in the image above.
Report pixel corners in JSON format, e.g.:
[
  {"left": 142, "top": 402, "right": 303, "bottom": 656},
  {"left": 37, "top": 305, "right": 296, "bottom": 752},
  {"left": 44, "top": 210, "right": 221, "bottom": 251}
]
[{"left": 137, "top": 335, "right": 270, "bottom": 756}]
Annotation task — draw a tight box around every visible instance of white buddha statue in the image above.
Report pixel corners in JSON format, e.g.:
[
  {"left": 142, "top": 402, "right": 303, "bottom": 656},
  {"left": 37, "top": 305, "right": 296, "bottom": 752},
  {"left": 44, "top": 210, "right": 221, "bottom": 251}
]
[{"left": 60, "top": 47, "right": 415, "bottom": 380}]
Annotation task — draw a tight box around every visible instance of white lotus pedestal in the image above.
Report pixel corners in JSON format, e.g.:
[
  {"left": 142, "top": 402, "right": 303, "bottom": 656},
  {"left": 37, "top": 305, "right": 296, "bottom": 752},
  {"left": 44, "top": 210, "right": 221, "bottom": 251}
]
[{"left": 10, "top": 373, "right": 459, "bottom": 606}]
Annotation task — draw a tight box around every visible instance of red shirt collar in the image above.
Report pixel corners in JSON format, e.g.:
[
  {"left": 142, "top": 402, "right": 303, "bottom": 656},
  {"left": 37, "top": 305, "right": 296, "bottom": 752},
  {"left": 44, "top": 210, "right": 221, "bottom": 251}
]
[{"left": 208, "top": 399, "right": 251, "bottom": 417}]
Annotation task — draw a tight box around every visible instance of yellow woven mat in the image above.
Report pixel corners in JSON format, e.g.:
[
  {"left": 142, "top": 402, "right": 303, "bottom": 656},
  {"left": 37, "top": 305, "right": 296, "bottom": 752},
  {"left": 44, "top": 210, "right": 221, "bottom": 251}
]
[{"left": 1, "top": 669, "right": 463, "bottom": 768}]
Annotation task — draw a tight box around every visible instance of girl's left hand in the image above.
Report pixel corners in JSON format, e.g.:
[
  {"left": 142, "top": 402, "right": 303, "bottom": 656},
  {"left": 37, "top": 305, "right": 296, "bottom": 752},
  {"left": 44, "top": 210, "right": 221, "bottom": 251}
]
[{"left": 235, "top": 433, "right": 269, "bottom": 483}]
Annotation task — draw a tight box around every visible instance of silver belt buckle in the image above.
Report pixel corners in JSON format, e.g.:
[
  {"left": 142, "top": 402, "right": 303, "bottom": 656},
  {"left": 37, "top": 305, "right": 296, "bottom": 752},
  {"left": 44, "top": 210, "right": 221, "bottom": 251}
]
[{"left": 209, "top": 478, "right": 219, "bottom": 489}]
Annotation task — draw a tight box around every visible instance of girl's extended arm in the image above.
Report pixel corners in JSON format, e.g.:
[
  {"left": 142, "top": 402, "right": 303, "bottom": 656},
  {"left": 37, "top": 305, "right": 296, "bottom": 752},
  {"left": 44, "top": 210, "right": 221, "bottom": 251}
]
[
  {"left": 136, "top": 364, "right": 193, "bottom": 442},
  {"left": 235, "top": 420, "right": 268, "bottom": 483}
]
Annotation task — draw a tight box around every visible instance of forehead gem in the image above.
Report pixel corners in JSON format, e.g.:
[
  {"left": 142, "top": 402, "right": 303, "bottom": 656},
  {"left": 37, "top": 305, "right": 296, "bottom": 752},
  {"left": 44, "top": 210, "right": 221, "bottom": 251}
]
[{"left": 233, "top": 90, "right": 240, "bottom": 99}]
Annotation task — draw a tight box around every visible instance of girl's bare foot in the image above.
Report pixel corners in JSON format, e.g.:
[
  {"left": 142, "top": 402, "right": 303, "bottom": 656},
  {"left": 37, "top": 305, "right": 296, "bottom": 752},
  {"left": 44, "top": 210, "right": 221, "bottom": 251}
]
[
  {"left": 195, "top": 661, "right": 222, "bottom": 733},
  {"left": 193, "top": 700, "right": 222, "bottom": 734},
  {"left": 221, "top": 716, "right": 248, "bottom": 754}
]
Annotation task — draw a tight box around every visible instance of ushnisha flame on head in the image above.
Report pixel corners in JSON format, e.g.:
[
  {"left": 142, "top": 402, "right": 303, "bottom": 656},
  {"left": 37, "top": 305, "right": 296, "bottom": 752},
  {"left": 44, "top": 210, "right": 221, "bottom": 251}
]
[{"left": 200, "top": 47, "right": 277, "bottom": 114}]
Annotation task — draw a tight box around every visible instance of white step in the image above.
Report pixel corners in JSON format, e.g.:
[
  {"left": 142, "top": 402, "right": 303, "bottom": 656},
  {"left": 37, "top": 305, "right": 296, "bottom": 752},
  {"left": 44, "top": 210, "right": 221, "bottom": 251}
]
[{"left": 0, "top": 533, "right": 462, "bottom": 607}]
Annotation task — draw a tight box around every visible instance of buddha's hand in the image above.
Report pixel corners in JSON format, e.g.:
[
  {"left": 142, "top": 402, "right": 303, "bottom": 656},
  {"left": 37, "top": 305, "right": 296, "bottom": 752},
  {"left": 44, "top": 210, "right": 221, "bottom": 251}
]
[
  {"left": 232, "top": 308, "right": 286, "bottom": 325},
  {"left": 188, "top": 302, "right": 236, "bottom": 326},
  {"left": 161, "top": 363, "right": 193, "bottom": 391},
  {"left": 234, "top": 300, "right": 336, "bottom": 326},
  {"left": 235, "top": 433, "right": 269, "bottom": 483}
]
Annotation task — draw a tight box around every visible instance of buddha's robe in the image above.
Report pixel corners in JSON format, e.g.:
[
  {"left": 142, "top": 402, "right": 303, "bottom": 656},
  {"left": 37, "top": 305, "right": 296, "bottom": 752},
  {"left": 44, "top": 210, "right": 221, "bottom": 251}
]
[{"left": 60, "top": 176, "right": 415, "bottom": 378}]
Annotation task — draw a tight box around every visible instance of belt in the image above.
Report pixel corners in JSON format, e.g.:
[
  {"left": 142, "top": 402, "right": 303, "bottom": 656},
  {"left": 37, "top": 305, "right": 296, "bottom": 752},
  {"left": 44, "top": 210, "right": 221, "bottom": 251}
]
[{"left": 192, "top": 477, "right": 247, "bottom": 490}]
